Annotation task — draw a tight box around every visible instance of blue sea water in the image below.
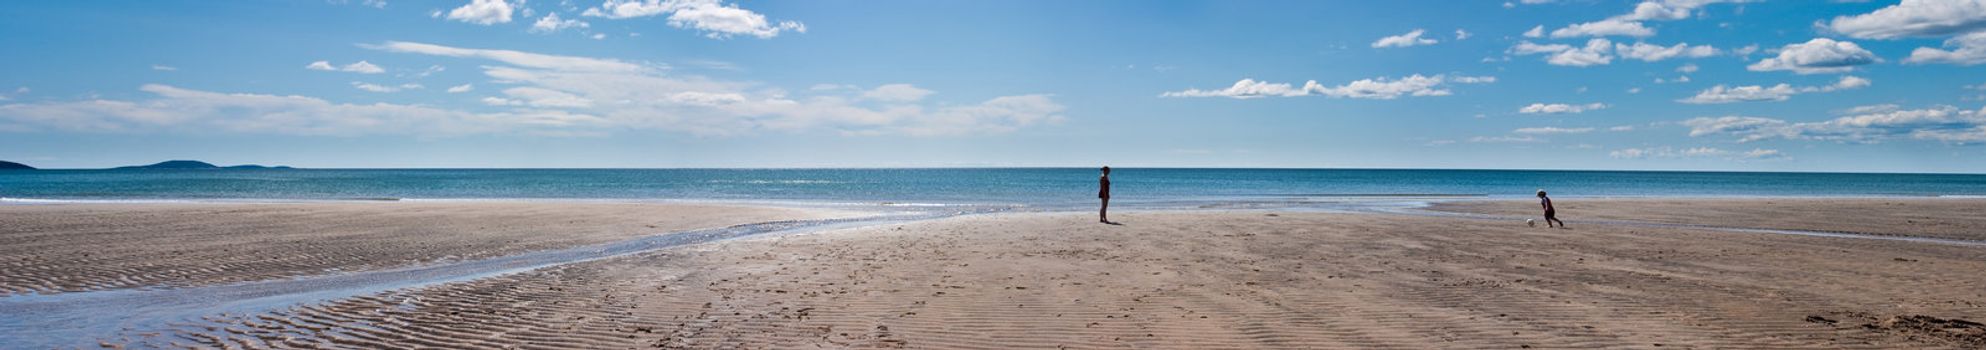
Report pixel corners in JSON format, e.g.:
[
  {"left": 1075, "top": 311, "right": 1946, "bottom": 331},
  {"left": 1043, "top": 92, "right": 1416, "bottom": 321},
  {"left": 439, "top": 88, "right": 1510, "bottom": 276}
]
[{"left": 5, "top": 168, "right": 1986, "bottom": 207}]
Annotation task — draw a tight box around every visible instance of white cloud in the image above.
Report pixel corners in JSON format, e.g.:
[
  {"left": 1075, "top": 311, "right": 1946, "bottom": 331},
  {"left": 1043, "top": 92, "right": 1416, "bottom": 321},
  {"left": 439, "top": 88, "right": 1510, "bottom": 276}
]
[
  {"left": 1615, "top": 42, "right": 1718, "bottom": 61},
  {"left": 445, "top": 0, "right": 515, "bottom": 25},
  {"left": 1523, "top": 25, "right": 1545, "bottom": 38},
  {"left": 1549, "top": 0, "right": 1749, "bottom": 39},
  {"left": 446, "top": 84, "right": 475, "bottom": 93},
  {"left": 1520, "top": 102, "right": 1609, "bottom": 114},
  {"left": 1160, "top": 74, "right": 1495, "bottom": 100},
  {"left": 1511, "top": 39, "right": 1718, "bottom": 66},
  {"left": 1733, "top": 44, "right": 1760, "bottom": 56},
  {"left": 1609, "top": 125, "right": 1637, "bottom": 131},
  {"left": 530, "top": 13, "right": 591, "bottom": 33},
  {"left": 343, "top": 61, "right": 385, "bottom": 74},
  {"left": 1551, "top": 18, "right": 1654, "bottom": 38},
  {"left": 1372, "top": 29, "right": 1438, "bottom": 48},
  {"left": 1747, "top": 38, "right": 1880, "bottom": 74},
  {"left": 352, "top": 82, "right": 423, "bottom": 93},
  {"left": 307, "top": 60, "right": 385, "bottom": 74},
  {"left": 0, "top": 84, "right": 602, "bottom": 135},
  {"left": 1550, "top": 42, "right": 1615, "bottom": 66},
  {"left": 1827, "top": 0, "right": 1986, "bottom": 39},
  {"left": 581, "top": 0, "right": 805, "bottom": 39},
  {"left": 591, "top": 33, "right": 608, "bottom": 40},
  {"left": 861, "top": 84, "right": 935, "bottom": 102},
  {"left": 365, "top": 41, "right": 647, "bottom": 72},
  {"left": 1905, "top": 31, "right": 1986, "bottom": 65},
  {"left": 1680, "top": 76, "right": 1871, "bottom": 104},
  {"left": 1455, "top": 29, "right": 1472, "bottom": 40},
  {"left": 1511, "top": 41, "right": 1570, "bottom": 55},
  {"left": 1609, "top": 146, "right": 1786, "bottom": 160},
  {"left": 1676, "top": 63, "right": 1700, "bottom": 73},
  {"left": 1514, "top": 126, "right": 1595, "bottom": 134},
  {"left": 1511, "top": 38, "right": 1616, "bottom": 66},
  {"left": 1683, "top": 106, "right": 1986, "bottom": 144},
  {"left": 151, "top": 65, "right": 178, "bottom": 71},
  {"left": 3, "top": 43, "right": 1065, "bottom": 138}
]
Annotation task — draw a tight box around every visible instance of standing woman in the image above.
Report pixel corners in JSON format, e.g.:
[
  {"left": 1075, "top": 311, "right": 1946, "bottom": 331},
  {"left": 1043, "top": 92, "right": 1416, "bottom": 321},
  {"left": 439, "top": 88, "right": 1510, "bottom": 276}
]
[{"left": 1098, "top": 166, "right": 1112, "bottom": 224}]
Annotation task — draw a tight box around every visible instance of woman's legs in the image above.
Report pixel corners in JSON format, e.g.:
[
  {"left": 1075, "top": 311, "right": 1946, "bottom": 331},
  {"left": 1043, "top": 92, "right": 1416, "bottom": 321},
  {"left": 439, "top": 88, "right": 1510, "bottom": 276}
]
[{"left": 1099, "top": 197, "right": 1109, "bottom": 223}]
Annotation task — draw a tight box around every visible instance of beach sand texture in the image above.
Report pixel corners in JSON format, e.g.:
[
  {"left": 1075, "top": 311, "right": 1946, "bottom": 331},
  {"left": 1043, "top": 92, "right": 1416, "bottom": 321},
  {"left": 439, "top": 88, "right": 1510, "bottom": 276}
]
[
  {"left": 74, "top": 199, "right": 1985, "bottom": 349},
  {"left": 0, "top": 202, "right": 854, "bottom": 295}
]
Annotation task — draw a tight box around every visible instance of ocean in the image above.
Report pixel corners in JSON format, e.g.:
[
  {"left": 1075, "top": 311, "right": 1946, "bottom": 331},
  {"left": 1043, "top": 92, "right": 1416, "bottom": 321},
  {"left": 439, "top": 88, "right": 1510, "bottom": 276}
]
[{"left": 5, "top": 168, "right": 1986, "bottom": 208}]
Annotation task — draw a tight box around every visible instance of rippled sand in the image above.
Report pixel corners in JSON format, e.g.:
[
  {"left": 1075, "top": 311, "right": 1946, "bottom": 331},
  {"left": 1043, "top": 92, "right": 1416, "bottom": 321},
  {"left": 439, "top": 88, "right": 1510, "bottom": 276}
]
[{"left": 126, "top": 199, "right": 1986, "bottom": 349}]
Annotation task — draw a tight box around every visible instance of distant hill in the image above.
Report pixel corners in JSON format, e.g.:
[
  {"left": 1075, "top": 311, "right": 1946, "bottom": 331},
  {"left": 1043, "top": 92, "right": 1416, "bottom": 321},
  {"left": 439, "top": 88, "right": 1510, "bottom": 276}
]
[
  {"left": 0, "top": 160, "right": 33, "bottom": 170},
  {"left": 114, "top": 160, "right": 291, "bottom": 170}
]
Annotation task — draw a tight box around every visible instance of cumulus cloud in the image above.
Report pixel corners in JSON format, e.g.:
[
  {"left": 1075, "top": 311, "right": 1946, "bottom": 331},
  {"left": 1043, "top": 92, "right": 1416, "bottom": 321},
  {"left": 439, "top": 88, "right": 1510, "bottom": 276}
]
[
  {"left": 1615, "top": 42, "right": 1718, "bottom": 61},
  {"left": 1609, "top": 146, "right": 1787, "bottom": 160},
  {"left": 447, "top": 84, "right": 475, "bottom": 93},
  {"left": 444, "top": 0, "right": 515, "bottom": 25},
  {"left": 581, "top": 0, "right": 805, "bottom": 39},
  {"left": 1552, "top": 18, "right": 1654, "bottom": 38},
  {"left": 305, "top": 60, "right": 386, "bottom": 74},
  {"left": 1549, "top": 0, "right": 1747, "bottom": 39},
  {"left": 1519, "top": 102, "right": 1609, "bottom": 114},
  {"left": 1682, "top": 105, "right": 1986, "bottom": 144},
  {"left": 1455, "top": 29, "right": 1472, "bottom": 40},
  {"left": 1680, "top": 76, "right": 1871, "bottom": 104},
  {"left": 1747, "top": 38, "right": 1881, "bottom": 74},
  {"left": 1510, "top": 39, "right": 1614, "bottom": 66},
  {"left": 1160, "top": 74, "right": 1495, "bottom": 100},
  {"left": 530, "top": 13, "right": 590, "bottom": 33},
  {"left": 0, "top": 42, "right": 1065, "bottom": 137},
  {"left": 1827, "top": 0, "right": 1986, "bottom": 39},
  {"left": 1372, "top": 29, "right": 1439, "bottom": 48},
  {"left": 1905, "top": 31, "right": 1986, "bottom": 65},
  {"left": 1523, "top": 25, "right": 1545, "bottom": 38}
]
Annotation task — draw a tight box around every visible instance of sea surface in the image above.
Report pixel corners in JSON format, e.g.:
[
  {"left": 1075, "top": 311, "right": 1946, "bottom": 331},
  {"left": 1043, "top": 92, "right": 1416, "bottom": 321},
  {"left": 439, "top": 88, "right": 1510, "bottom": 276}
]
[{"left": 6, "top": 168, "right": 1986, "bottom": 207}]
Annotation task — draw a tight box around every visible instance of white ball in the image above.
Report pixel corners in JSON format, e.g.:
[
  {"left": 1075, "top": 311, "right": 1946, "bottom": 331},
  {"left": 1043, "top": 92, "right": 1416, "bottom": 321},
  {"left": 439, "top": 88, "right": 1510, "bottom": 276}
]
[{"left": 1526, "top": 219, "right": 1536, "bottom": 227}]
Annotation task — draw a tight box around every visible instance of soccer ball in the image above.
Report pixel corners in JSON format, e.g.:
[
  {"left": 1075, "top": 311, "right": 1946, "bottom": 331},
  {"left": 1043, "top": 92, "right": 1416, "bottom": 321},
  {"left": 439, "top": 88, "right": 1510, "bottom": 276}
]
[{"left": 1526, "top": 219, "right": 1536, "bottom": 227}]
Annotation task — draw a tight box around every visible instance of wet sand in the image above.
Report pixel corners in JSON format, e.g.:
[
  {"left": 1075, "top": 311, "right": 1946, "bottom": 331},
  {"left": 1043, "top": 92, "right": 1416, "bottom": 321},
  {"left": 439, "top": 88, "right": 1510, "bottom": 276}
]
[
  {"left": 0, "top": 202, "right": 856, "bottom": 295},
  {"left": 146, "top": 199, "right": 1986, "bottom": 349}
]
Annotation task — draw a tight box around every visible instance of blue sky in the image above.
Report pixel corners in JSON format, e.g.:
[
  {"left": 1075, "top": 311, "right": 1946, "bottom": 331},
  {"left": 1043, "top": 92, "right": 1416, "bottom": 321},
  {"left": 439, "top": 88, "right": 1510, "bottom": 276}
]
[{"left": 3, "top": 0, "right": 1985, "bottom": 172}]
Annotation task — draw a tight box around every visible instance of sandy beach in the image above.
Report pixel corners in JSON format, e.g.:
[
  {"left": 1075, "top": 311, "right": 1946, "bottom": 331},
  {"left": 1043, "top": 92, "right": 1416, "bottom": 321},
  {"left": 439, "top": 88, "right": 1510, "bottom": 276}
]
[
  {"left": 22, "top": 199, "right": 1973, "bottom": 348},
  {"left": 0, "top": 202, "right": 856, "bottom": 295}
]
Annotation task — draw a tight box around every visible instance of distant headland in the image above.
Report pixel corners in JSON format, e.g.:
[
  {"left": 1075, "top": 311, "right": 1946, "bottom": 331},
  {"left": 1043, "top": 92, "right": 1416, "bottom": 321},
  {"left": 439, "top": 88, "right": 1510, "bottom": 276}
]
[
  {"left": 0, "top": 160, "right": 293, "bottom": 170},
  {"left": 114, "top": 160, "right": 293, "bottom": 170}
]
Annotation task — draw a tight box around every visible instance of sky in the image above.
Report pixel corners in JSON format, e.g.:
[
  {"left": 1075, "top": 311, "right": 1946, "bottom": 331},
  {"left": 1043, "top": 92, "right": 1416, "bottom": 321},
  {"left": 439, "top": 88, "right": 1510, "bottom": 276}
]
[{"left": 2, "top": 0, "right": 1985, "bottom": 172}]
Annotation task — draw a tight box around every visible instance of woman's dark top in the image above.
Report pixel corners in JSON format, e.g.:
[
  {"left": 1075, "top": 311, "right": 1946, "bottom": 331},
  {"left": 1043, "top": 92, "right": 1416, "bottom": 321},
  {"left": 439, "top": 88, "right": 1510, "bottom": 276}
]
[{"left": 1099, "top": 176, "right": 1111, "bottom": 199}]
